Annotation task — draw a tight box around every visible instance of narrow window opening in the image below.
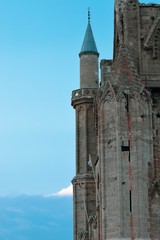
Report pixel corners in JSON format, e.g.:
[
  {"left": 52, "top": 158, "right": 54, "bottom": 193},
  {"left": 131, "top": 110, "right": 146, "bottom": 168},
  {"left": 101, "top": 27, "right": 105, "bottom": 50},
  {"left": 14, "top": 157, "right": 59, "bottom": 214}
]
[
  {"left": 121, "top": 145, "right": 130, "bottom": 151},
  {"left": 129, "top": 191, "right": 132, "bottom": 212},
  {"left": 128, "top": 152, "right": 131, "bottom": 162},
  {"left": 128, "top": 141, "right": 131, "bottom": 162},
  {"left": 121, "top": 141, "right": 130, "bottom": 153},
  {"left": 124, "top": 92, "right": 129, "bottom": 112}
]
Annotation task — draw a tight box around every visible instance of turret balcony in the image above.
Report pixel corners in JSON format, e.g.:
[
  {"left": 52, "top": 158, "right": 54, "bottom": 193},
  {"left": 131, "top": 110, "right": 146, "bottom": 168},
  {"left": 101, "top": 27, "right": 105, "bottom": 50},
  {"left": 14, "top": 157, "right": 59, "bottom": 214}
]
[{"left": 71, "top": 88, "right": 97, "bottom": 108}]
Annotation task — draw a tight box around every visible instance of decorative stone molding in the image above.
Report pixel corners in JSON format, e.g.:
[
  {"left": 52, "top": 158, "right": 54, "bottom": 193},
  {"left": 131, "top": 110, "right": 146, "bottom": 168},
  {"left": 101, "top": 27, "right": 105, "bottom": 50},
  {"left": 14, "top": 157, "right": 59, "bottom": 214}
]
[
  {"left": 72, "top": 88, "right": 97, "bottom": 100},
  {"left": 104, "top": 89, "right": 115, "bottom": 102},
  {"left": 71, "top": 88, "right": 97, "bottom": 108},
  {"left": 88, "top": 215, "right": 97, "bottom": 229},
  {"left": 144, "top": 15, "right": 160, "bottom": 59},
  {"left": 77, "top": 231, "right": 89, "bottom": 240},
  {"left": 72, "top": 174, "right": 95, "bottom": 185},
  {"left": 100, "top": 81, "right": 116, "bottom": 103}
]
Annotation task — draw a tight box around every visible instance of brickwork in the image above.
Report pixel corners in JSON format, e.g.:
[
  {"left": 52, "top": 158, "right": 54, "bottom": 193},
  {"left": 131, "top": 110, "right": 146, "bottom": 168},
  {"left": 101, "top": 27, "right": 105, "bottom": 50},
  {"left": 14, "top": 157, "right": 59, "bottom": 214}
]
[{"left": 72, "top": 1, "right": 160, "bottom": 239}]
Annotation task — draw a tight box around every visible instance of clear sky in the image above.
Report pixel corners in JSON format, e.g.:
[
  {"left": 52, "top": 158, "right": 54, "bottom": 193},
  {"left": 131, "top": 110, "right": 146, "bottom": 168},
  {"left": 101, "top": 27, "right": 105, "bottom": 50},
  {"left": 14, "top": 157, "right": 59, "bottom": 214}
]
[
  {"left": 0, "top": 0, "right": 114, "bottom": 196},
  {"left": 0, "top": 0, "right": 159, "bottom": 196}
]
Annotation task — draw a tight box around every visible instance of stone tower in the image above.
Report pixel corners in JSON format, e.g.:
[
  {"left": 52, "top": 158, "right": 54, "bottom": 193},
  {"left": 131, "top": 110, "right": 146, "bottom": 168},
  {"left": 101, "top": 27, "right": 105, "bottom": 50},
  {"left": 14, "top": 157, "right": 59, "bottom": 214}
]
[
  {"left": 72, "top": 1, "right": 160, "bottom": 240},
  {"left": 71, "top": 10, "right": 99, "bottom": 240}
]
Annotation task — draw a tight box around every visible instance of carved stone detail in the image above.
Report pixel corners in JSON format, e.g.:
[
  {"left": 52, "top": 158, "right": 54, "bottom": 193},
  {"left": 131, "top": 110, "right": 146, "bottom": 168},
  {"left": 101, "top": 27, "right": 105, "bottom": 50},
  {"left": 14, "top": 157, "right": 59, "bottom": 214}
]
[
  {"left": 72, "top": 88, "right": 97, "bottom": 101},
  {"left": 88, "top": 215, "right": 97, "bottom": 230},
  {"left": 77, "top": 231, "right": 89, "bottom": 240},
  {"left": 101, "top": 82, "right": 116, "bottom": 103},
  {"left": 104, "top": 89, "right": 115, "bottom": 102},
  {"left": 144, "top": 15, "right": 160, "bottom": 59}
]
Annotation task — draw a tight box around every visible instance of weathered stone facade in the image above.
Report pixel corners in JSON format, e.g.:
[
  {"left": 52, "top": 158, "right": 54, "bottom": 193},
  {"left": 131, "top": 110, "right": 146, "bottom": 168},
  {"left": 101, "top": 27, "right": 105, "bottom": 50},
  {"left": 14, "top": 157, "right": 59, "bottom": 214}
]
[{"left": 72, "top": 1, "right": 160, "bottom": 239}]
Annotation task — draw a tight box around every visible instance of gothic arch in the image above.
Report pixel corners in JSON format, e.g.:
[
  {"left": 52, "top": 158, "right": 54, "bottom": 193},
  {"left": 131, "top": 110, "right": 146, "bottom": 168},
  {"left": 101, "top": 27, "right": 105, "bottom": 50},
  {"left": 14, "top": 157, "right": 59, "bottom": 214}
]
[
  {"left": 144, "top": 15, "right": 160, "bottom": 59},
  {"left": 102, "top": 81, "right": 116, "bottom": 103}
]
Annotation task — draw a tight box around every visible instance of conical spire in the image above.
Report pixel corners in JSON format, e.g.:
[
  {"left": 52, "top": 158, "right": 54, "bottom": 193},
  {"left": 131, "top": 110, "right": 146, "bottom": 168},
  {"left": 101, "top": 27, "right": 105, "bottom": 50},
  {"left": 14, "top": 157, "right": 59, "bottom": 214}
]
[{"left": 79, "top": 9, "right": 99, "bottom": 56}]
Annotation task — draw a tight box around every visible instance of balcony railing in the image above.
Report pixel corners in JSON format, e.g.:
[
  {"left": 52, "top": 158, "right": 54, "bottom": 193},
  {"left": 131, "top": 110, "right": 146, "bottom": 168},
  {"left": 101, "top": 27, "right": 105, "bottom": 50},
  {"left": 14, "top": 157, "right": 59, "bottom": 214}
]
[{"left": 72, "top": 88, "right": 97, "bottom": 101}]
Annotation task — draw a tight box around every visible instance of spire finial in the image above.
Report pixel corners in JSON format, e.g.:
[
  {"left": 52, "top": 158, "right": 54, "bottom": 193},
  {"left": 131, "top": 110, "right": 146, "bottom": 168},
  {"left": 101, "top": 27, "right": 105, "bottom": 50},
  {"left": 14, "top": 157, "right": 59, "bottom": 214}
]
[{"left": 88, "top": 7, "right": 90, "bottom": 23}]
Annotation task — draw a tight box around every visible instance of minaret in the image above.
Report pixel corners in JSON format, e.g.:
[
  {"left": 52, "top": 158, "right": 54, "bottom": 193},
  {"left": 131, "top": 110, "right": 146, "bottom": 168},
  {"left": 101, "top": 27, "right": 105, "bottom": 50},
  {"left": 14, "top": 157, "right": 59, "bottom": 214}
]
[
  {"left": 71, "top": 9, "right": 99, "bottom": 240},
  {"left": 79, "top": 10, "right": 99, "bottom": 89}
]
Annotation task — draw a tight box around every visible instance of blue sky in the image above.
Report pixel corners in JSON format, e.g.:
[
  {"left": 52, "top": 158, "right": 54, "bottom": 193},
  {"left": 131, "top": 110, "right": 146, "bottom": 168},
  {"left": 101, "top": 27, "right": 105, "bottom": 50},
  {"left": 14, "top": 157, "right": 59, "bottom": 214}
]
[
  {"left": 0, "top": 0, "right": 116, "bottom": 196},
  {"left": 0, "top": 195, "right": 73, "bottom": 240}
]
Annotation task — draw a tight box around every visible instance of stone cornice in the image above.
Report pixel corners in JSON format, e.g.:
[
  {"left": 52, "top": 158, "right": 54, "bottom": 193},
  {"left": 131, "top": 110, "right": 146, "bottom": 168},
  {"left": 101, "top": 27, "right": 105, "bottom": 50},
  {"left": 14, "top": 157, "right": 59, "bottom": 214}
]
[
  {"left": 72, "top": 173, "right": 94, "bottom": 184},
  {"left": 71, "top": 88, "right": 97, "bottom": 108}
]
